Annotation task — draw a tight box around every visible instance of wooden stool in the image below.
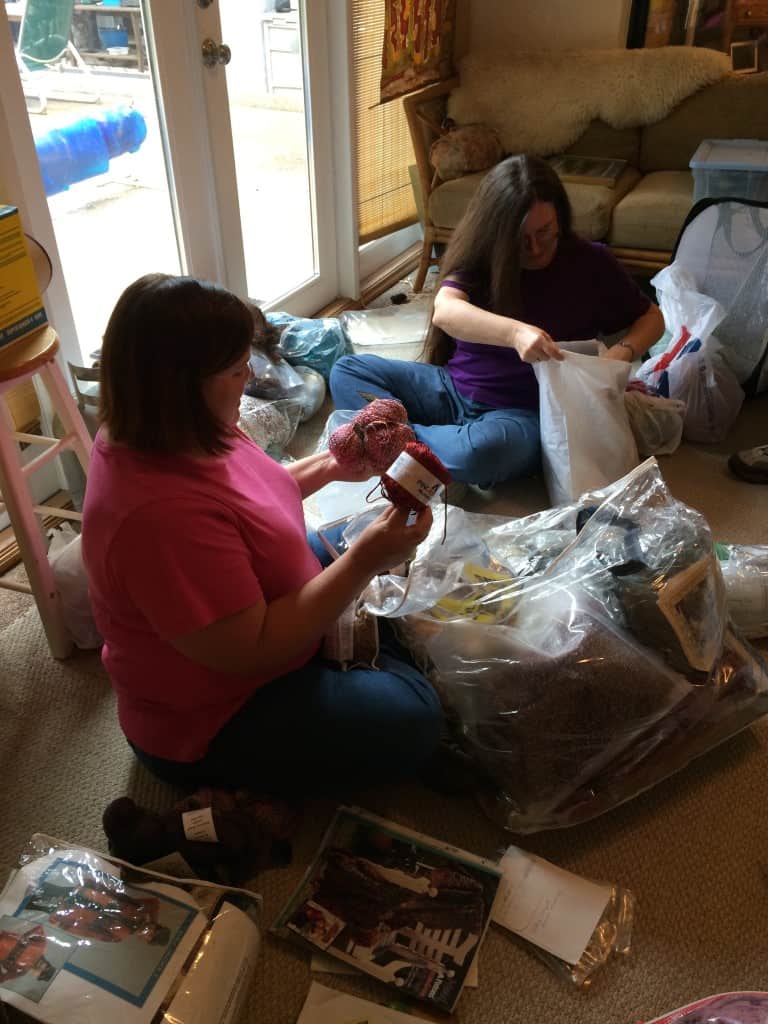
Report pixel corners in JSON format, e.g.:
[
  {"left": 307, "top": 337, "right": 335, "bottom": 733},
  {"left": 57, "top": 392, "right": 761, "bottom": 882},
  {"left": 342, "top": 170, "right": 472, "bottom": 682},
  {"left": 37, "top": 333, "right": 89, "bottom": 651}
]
[{"left": 0, "top": 327, "right": 93, "bottom": 658}]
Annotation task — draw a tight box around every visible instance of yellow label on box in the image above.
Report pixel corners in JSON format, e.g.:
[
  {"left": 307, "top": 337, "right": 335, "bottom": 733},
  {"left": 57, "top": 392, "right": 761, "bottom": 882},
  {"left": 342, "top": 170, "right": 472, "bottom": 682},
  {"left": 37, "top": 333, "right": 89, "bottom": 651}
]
[{"left": 0, "top": 205, "right": 48, "bottom": 349}]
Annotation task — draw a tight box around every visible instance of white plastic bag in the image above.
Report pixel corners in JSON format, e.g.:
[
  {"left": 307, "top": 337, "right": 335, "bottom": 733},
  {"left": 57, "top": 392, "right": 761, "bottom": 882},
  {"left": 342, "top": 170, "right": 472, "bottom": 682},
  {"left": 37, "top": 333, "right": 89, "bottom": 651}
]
[
  {"left": 634, "top": 267, "right": 745, "bottom": 443},
  {"left": 624, "top": 390, "right": 686, "bottom": 456},
  {"left": 534, "top": 351, "right": 638, "bottom": 506},
  {"left": 47, "top": 525, "right": 102, "bottom": 649},
  {"left": 667, "top": 337, "right": 745, "bottom": 443}
]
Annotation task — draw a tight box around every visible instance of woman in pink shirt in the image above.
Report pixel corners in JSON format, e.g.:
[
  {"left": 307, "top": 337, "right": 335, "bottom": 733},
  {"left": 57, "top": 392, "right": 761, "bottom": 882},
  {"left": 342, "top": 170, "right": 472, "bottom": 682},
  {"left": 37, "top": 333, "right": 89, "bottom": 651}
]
[{"left": 82, "top": 274, "right": 442, "bottom": 794}]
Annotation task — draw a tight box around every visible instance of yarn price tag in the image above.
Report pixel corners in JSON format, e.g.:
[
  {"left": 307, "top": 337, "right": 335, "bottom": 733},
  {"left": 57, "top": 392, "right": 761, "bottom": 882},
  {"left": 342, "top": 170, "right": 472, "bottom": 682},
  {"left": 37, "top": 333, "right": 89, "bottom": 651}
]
[
  {"left": 385, "top": 450, "right": 443, "bottom": 505},
  {"left": 182, "top": 806, "right": 219, "bottom": 844}
]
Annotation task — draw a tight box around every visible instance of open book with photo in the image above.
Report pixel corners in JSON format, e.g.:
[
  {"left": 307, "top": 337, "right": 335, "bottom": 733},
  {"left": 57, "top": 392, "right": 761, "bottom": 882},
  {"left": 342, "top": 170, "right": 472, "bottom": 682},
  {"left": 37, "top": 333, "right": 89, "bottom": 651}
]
[{"left": 273, "top": 806, "right": 502, "bottom": 1013}]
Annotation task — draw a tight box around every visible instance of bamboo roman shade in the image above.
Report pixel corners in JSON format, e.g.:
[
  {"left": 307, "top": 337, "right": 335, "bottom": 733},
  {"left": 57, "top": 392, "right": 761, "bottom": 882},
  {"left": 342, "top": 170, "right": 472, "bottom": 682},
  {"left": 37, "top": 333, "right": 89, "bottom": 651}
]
[{"left": 352, "top": 0, "right": 418, "bottom": 243}]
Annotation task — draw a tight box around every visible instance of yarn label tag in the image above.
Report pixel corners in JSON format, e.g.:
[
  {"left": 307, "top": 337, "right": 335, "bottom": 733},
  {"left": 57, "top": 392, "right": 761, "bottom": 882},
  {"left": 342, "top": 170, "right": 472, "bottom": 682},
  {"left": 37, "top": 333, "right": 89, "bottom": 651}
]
[
  {"left": 386, "top": 451, "right": 442, "bottom": 505},
  {"left": 182, "top": 806, "right": 219, "bottom": 844},
  {"left": 493, "top": 846, "right": 610, "bottom": 964}
]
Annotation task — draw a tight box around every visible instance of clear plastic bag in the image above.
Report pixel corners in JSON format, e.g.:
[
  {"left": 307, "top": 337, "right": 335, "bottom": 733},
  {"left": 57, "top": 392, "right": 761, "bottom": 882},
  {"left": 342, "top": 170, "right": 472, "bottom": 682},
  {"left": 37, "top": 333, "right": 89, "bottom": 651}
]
[
  {"left": 0, "top": 833, "right": 261, "bottom": 1024},
  {"left": 238, "top": 394, "right": 302, "bottom": 460},
  {"left": 493, "top": 844, "right": 634, "bottom": 989},
  {"left": 268, "top": 312, "right": 350, "bottom": 380},
  {"left": 47, "top": 525, "right": 102, "bottom": 650},
  {"left": 358, "top": 458, "right": 768, "bottom": 832},
  {"left": 307, "top": 410, "right": 382, "bottom": 524},
  {"left": 245, "top": 348, "right": 306, "bottom": 402},
  {"left": 624, "top": 390, "right": 686, "bottom": 456},
  {"left": 534, "top": 351, "right": 638, "bottom": 506},
  {"left": 716, "top": 543, "right": 768, "bottom": 639}
]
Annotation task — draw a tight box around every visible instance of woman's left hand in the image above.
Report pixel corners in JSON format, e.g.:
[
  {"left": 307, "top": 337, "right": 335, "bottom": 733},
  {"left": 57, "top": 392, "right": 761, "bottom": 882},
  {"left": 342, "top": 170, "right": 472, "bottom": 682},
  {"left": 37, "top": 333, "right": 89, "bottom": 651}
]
[{"left": 329, "top": 453, "right": 378, "bottom": 483}]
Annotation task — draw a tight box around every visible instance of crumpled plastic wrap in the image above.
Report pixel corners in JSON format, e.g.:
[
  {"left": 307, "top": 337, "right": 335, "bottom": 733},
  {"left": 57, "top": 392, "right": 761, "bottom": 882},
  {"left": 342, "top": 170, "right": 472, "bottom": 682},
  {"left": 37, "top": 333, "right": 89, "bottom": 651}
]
[
  {"left": 517, "top": 881, "right": 635, "bottom": 988},
  {"left": 353, "top": 458, "right": 768, "bottom": 832},
  {"left": 715, "top": 543, "right": 768, "bottom": 640},
  {"left": 0, "top": 834, "right": 261, "bottom": 1024},
  {"left": 641, "top": 992, "right": 768, "bottom": 1023}
]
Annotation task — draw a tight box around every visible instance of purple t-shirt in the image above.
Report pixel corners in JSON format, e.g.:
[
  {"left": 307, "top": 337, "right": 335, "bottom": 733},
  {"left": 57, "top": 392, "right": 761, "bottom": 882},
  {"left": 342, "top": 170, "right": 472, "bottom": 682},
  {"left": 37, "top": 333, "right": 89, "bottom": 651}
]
[{"left": 442, "top": 236, "right": 651, "bottom": 409}]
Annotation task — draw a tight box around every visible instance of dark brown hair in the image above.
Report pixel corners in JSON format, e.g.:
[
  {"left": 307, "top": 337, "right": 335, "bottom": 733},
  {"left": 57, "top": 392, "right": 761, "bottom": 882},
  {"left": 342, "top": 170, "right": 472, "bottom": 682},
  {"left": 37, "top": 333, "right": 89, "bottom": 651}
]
[
  {"left": 99, "top": 274, "right": 258, "bottom": 455},
  {"left": 423, "top": 154, "right": 573, "bottom": 365}
]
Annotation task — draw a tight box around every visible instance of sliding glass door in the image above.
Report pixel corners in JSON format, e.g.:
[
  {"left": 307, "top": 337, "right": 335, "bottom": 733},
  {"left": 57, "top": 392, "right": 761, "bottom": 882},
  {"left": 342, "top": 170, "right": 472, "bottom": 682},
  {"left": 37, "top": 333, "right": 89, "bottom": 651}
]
[{"left": 1, "top": 0, "right": 349, "bottom": 362}]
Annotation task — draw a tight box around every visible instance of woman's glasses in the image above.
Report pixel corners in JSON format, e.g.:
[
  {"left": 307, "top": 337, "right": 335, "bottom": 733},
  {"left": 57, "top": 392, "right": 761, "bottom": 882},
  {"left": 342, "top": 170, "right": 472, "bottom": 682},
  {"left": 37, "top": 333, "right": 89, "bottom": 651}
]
[{"left": 522, "top": 224, "right": 561, "bottom": 254}]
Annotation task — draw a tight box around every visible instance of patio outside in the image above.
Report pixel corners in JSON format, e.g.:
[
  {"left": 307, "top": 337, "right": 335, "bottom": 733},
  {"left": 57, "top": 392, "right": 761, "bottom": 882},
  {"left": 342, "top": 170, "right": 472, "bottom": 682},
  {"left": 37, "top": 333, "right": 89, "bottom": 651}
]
[{"left": 23, "top": 7, "right": 312, "bottom": 364}]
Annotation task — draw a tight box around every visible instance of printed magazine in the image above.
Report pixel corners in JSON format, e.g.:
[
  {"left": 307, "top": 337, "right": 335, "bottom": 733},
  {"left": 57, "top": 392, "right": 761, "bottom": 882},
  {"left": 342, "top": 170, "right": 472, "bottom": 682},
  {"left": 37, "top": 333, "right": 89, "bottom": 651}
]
[{"left": 273, "top": 807, "right": 501, "bottom": 1013}]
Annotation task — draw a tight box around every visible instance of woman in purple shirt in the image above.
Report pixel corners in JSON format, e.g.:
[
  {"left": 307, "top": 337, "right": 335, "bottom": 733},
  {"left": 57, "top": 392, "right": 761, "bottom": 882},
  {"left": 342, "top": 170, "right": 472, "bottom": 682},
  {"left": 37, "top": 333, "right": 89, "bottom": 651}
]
[{"left": 330, "top": 154, "right": 664, "bottom": 488}]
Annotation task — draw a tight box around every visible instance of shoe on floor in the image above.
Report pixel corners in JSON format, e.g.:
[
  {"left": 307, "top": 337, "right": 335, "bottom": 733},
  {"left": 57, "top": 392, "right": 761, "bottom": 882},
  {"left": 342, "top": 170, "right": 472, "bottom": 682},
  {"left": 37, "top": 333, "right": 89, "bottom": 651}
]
[{"left": 728, "top": 444, "right": 768, "bottom": 484}]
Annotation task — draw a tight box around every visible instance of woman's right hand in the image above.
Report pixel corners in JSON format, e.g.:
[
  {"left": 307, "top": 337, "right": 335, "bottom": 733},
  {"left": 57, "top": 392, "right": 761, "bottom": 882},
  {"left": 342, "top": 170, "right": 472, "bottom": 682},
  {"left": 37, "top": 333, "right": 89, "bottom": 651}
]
[
  {"left": 350, "top": 504, "right": 434, "bottom": 575},
  {"left": 511, "top": 323, "right": 564, "bottom": 363}
]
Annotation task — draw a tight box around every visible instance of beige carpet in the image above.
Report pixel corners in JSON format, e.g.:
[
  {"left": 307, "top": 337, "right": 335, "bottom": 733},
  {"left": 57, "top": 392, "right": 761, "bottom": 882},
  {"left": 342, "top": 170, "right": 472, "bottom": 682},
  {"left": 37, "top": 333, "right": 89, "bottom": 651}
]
[{"left": 1, "top": 388, "right": 767, "bottom": 1023}]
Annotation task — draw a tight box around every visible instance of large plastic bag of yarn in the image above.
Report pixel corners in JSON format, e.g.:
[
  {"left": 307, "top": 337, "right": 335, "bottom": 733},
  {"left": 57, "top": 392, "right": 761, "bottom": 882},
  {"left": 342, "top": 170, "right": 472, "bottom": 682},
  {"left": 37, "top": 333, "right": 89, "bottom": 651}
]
[
  {"left": 267, "top": 311, "right": 350, "bottom": 380},
  {"left": 238, "top": 394, "right": 301, "bottom": 460},
  {"left": 356, "top": 458, "right": 768, "bottom": 832}
]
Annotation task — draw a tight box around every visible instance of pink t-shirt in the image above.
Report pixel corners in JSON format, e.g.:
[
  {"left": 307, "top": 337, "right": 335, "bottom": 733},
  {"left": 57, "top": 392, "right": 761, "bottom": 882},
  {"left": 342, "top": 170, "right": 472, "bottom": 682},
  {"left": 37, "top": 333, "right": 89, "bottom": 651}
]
[{"left": 82, "top": 429, "right": 322, "bottom": 762}]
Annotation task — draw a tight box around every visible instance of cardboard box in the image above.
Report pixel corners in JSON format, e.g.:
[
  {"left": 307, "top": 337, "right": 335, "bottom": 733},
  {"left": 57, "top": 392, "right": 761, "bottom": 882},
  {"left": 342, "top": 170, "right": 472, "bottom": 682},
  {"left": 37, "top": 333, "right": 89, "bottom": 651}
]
[{"left": 0, "top": 205, "right": 48, "bottom": 350}]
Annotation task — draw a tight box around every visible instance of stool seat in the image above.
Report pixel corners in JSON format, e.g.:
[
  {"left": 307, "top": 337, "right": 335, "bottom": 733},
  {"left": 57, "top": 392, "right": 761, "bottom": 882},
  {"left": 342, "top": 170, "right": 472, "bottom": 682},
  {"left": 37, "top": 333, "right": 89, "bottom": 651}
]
[
  {"left": 0, "top": 326, "right": 59, "bottom": 382},
  {"left": 0, "top": 326, "right": 92, "bottom": 658}
]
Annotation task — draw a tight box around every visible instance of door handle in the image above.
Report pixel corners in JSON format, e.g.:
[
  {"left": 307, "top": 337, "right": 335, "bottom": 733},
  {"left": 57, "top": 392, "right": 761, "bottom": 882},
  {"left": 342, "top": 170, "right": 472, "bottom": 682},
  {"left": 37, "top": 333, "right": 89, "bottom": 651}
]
[{"left": 201, "top": 38, "right": 232, "bottom": 67}]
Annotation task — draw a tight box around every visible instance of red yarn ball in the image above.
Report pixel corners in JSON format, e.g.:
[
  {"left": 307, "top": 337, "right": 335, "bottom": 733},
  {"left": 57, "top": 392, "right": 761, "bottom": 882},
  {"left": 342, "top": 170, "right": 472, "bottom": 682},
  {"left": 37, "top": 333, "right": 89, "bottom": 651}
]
[{"left": 381, "top": 441, "right": 451, "bottom": 511}]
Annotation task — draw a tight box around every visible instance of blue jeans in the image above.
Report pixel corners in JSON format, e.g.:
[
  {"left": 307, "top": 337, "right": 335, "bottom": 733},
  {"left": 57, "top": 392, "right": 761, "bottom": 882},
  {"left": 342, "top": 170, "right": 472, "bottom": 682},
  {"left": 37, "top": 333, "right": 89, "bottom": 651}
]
[
  {"left": 329, "top": 354, "right": 541, "bottom": 487},
  {"left": 131, "top": 530, "right": 442, "bottom": 795}
]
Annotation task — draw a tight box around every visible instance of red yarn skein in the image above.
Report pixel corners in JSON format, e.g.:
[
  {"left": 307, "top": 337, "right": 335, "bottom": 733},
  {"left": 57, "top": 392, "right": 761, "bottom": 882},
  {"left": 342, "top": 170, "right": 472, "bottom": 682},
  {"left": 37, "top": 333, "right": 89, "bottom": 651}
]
[{"left": 381, "top": 441, "right": 451, "bottom": 512}]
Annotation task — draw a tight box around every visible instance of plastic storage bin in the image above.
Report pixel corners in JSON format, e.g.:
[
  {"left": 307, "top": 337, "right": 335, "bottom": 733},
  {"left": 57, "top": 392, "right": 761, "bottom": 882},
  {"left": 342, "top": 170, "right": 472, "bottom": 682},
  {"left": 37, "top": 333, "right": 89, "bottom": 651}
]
[{"left": 690, "top": 139, "right": 768, "bottom": 203}]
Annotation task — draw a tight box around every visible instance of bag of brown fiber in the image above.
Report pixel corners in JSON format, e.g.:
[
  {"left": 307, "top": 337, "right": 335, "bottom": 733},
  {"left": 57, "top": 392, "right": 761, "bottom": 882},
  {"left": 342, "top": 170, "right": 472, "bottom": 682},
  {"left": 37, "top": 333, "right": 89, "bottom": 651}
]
[
  {"left": 429, "top": 119, "right": 504, "bottom": 181},
  {"left": 370, "top": 458, "right": 768, "bottom": 832}
]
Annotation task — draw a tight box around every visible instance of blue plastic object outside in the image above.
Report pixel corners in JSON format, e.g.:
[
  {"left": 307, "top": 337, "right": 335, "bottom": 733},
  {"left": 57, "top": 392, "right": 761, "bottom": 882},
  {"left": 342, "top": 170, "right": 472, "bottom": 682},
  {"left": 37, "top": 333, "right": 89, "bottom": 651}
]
[
  {"left": 34, "top": 107, "right": 148, "bottom": 196},
  {"left": 98, "top": 28, "right": 129, "bottom": 47}
]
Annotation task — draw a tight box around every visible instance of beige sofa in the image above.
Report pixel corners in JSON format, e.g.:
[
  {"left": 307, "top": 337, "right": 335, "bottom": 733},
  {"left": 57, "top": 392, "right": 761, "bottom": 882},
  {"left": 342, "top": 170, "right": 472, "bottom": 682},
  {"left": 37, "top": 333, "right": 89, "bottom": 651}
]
[{"left": 404, "top": 65, "right": 768, "bottom": 290}]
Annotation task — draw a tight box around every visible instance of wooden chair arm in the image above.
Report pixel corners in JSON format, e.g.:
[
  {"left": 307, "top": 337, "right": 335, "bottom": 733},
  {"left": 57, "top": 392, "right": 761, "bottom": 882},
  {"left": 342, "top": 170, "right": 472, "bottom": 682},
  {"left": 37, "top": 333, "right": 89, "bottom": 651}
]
[{"left": 403, "top": 76, "right": 460, "bottom": 218}]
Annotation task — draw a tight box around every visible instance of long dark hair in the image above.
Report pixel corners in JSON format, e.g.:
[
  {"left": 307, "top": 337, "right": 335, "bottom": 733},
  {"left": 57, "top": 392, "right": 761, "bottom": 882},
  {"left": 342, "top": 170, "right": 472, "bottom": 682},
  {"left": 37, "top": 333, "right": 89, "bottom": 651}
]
[{"left": 423, "top": 154, "right": 573, "bottom": 365}]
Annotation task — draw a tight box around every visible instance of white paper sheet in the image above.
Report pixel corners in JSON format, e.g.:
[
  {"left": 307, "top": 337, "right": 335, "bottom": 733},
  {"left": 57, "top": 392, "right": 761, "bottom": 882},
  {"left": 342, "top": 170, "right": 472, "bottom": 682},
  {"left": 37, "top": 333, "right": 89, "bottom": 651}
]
[
  {"left": 492, "top": 846, "right": 610, "bottom": 965},
  {"left": 297, "top": 981, "right": 431, "bottom": 1024}
]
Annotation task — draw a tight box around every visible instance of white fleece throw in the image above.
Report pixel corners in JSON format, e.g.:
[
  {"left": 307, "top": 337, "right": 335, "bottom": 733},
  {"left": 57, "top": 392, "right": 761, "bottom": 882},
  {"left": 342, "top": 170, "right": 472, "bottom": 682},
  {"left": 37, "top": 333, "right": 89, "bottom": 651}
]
[{"left": 447, "top": 47, "right": 731, "bottom": 156}]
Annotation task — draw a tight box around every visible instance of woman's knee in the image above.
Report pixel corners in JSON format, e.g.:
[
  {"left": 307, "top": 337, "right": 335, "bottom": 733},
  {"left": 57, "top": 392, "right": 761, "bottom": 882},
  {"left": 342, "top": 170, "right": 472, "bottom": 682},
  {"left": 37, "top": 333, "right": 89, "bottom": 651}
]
[
  {"left": 466, "top": 416, "right": 541, "bottom": 485},
  {"left": 329, "top": 354, "right": 375, "bottom": 406}
]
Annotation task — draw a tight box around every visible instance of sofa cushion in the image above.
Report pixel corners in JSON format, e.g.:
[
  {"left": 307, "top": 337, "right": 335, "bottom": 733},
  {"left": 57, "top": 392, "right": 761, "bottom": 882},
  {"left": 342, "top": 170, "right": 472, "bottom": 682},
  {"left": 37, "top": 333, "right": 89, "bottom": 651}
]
[
  {"left": 428, "top": 165, "right": 642, "bottom": 238},
  {"left": 641, "top": 72, "right": 768, "bottom": 172},
  {"left": 608, "top": 171, "right": 693, "bottom": 251},
  {"left": 564, "top": 120, "right": 641, "bottom": 166},
  {"left": 428, "top": 170, "right": 490, "bottom": 229},
  {"left": 564, "top": 165, "right": 643, "bottom": 241}
]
